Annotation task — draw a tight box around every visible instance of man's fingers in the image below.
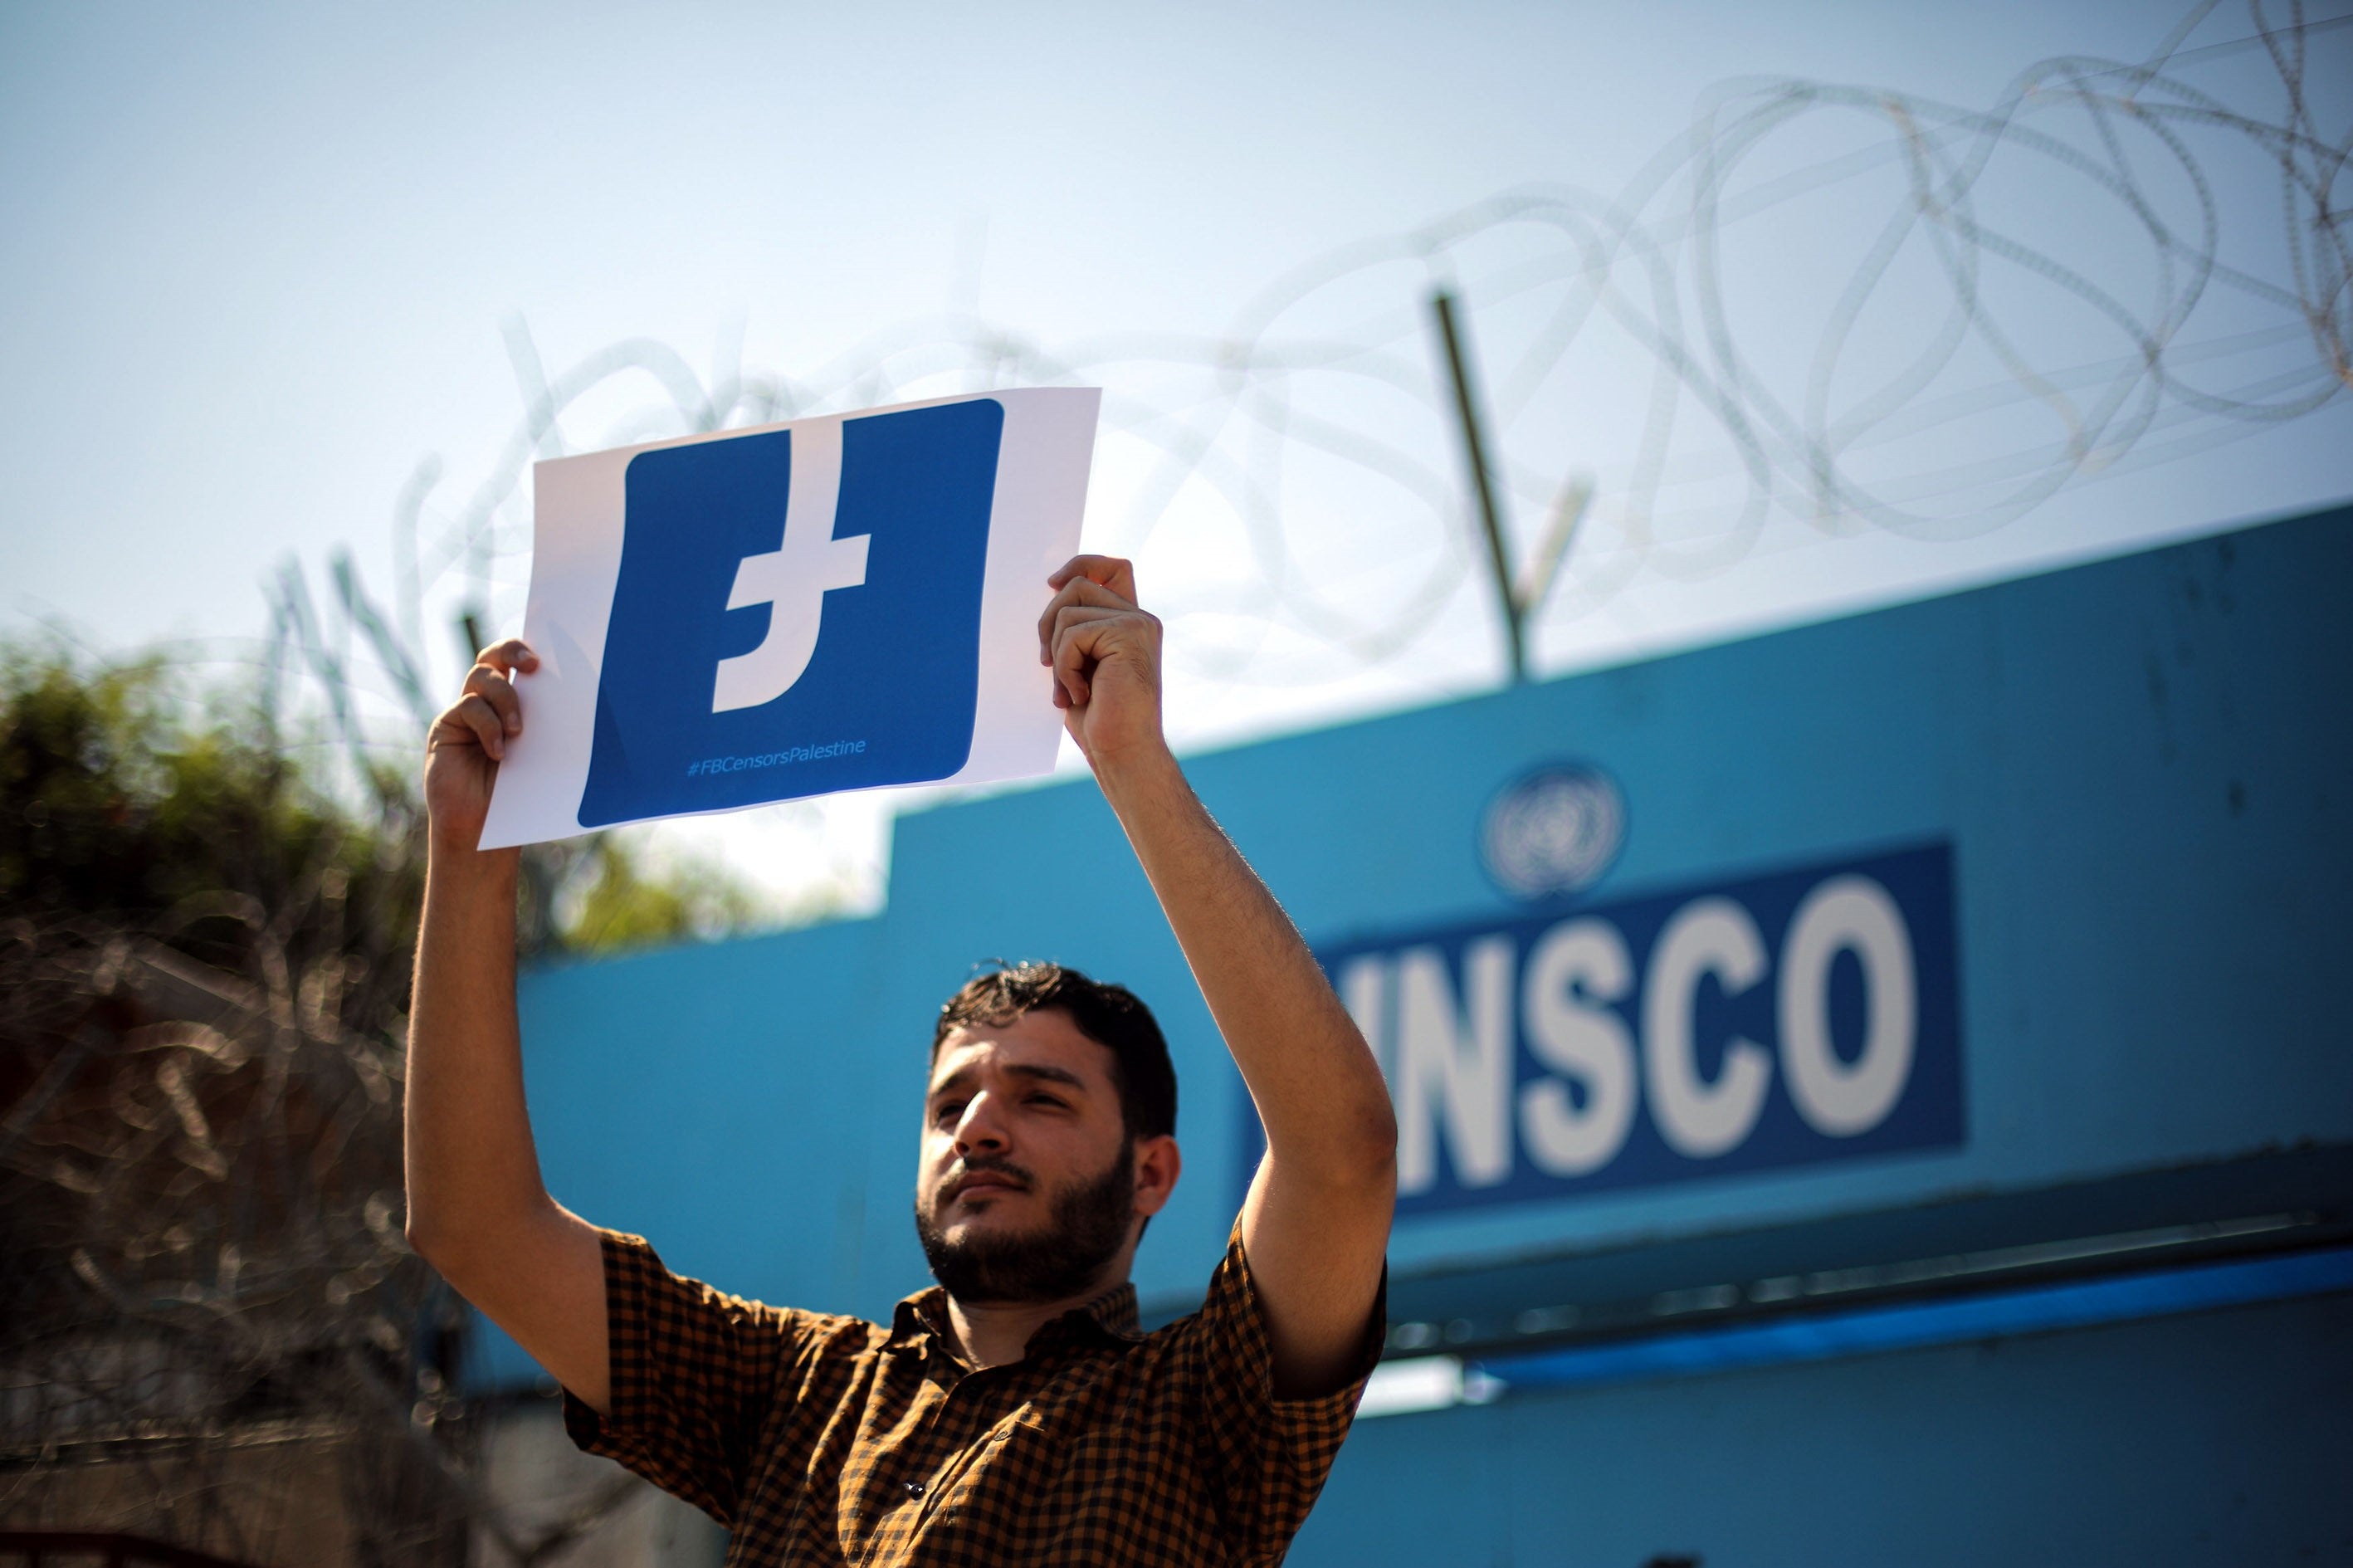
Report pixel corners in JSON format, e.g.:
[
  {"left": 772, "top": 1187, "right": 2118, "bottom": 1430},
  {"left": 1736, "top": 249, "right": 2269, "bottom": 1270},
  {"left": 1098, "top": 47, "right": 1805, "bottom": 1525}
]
[
  {"left": 476, "top": 638, "right": 539, "bottom": 679},
  {"left": 1047, "top": 555, "right": 1137, "bottom": 603},
  {"left": 1048, "top": 603, "right": 1127, "bottom": 645},
  {"left": 1050, "top": 612, "right": 1160, "bottom": 696},
  {"left": 444, "top": 641, "right": 535, "bottom": 750},
  {"left": 442, "top": 693, "right": 509, "bottom": 761},
  {"left": 462, "top": 665, "right": 524, "bottom": 735},
  {"left": 1052, "top": 618, "right": 1105, "bottom": 706},
  {"left": 1037, "top": 577, "right": 1140, "bottom": 662},
  {"left": 1047, "top": 603, "right": 1159, "bottom": 698}
]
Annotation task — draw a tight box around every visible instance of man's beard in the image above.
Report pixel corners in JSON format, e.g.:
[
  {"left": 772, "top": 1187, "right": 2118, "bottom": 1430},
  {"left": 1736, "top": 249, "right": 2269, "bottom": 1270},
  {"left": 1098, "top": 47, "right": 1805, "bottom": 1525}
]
[{"left": 915, "top": 1141, "right": 1135, "bottom": 1305}]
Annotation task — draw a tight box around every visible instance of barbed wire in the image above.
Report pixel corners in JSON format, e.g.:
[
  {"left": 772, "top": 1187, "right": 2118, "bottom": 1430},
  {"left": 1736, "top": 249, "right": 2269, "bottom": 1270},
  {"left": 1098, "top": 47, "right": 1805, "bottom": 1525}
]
[{"left": 266, "top": 0, "right": 2346, "bottom": 765}]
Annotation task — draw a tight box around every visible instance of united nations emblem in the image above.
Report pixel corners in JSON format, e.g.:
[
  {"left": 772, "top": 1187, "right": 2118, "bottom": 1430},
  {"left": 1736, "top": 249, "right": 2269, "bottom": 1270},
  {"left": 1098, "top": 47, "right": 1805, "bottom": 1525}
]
[{"left": 1479, "top": 764, "right": 1627, "bottom": 900}]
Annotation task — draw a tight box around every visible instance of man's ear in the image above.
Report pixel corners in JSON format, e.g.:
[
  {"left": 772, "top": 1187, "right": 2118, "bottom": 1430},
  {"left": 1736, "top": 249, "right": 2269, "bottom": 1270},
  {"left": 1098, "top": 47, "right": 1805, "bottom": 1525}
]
[{"left": 1131, "top": 1134, "right": 1182, "bottom": 1218}]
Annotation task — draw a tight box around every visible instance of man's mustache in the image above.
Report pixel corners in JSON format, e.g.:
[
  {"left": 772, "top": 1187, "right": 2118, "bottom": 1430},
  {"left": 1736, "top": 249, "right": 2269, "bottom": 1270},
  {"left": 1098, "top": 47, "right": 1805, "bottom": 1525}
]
[{"left": 937, "top": 1154, "right": 1036, "bottom": 1204}]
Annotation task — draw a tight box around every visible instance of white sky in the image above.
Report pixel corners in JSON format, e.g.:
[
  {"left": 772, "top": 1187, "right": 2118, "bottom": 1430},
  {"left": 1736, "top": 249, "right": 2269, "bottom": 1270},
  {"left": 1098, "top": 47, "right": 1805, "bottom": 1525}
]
[{"left": 3, "top": 0, "right": 2346, "bottom": 912}]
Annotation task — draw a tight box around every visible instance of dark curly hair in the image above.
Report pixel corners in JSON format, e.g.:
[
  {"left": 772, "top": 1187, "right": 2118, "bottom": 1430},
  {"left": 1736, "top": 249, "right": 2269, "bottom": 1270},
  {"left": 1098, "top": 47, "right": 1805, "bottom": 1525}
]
[{"left": 933, "top": 962, "right": 1178, "bottom": 1141}]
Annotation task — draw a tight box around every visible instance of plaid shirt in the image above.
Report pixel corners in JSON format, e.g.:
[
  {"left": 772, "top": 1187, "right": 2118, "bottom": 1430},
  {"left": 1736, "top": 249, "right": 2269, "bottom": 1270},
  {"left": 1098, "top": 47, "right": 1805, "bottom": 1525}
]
[{"left": 563, "top": 1221, "right": 1384, "bottom": 1566}]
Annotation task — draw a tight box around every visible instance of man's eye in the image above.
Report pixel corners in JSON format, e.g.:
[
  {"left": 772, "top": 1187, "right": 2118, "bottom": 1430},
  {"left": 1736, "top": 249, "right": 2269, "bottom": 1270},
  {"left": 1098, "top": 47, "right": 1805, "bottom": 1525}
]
[
  {"left": 932, "top": 1101, "right": 966, "bottom": 1125},
  {"left": 1026, "top": 1093, "right": 1066, "bottom": 1109}
]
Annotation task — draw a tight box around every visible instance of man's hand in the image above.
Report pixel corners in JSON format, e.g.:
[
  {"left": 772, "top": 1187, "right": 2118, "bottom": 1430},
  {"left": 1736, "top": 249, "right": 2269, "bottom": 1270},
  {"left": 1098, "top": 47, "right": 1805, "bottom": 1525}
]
[
  {"left": 423, "top": 638, "right": 537, "bottom": 853},
  {"left": 1037, "top": 556, "right": 1165, "bottom": 771}
]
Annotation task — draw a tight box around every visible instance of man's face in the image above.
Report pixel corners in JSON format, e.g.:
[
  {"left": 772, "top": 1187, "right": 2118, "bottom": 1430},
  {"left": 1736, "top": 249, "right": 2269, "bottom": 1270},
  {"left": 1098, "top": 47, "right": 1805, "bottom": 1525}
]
[{"left": 915, "top": 1008, "right": 1174, "bottom": 1303}]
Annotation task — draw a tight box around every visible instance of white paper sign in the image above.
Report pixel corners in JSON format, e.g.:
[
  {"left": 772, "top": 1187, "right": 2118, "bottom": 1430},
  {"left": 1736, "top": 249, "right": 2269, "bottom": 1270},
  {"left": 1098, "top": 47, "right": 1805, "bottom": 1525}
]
[{"left": 479, "top": 388, "right": 1100, "bottom": 849}]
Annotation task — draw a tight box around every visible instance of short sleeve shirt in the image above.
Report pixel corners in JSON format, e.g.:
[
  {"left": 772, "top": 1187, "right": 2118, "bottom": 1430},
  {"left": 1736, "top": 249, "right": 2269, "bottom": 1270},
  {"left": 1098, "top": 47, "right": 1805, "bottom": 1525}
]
[{"left": 562, "top": 1223, "right": 1384, "bottom": 1566}]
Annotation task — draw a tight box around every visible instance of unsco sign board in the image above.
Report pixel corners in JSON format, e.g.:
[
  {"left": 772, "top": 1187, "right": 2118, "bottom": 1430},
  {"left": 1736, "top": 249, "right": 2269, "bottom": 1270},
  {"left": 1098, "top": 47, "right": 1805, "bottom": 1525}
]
[{"left": 1301, "top": 843, "right": 1965, "bottom": 1215}]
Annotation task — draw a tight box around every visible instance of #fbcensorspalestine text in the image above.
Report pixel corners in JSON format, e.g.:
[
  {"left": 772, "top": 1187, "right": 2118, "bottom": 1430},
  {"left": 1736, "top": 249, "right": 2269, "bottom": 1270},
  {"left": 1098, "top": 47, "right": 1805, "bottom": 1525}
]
[{"left": 686, "top": 740, "right": 867, "bottom": 778}]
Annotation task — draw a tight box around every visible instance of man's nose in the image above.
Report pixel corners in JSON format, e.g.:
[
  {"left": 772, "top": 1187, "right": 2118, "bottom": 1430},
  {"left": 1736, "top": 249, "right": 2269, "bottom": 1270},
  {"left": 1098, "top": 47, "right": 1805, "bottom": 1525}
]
[{"left": 952, "top": 1092, "right": 1009, "bottom": 1154}]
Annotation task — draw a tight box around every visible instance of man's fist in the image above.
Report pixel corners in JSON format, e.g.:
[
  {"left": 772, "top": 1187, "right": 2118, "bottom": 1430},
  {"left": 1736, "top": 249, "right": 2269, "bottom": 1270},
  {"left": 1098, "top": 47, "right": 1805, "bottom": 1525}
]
[
  {"left": 423, "top": 639, "right": 537, "bottom": 852},
  {"left": 1037, "top": 556, "right": 1166, "bottom": 771}
]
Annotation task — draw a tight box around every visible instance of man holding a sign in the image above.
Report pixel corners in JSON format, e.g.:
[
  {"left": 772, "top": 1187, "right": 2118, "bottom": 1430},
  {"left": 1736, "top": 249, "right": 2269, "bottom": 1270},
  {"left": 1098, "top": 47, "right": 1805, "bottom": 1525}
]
[{"left": 404, "top": 537, "right": 1397, "bottom": 1561}]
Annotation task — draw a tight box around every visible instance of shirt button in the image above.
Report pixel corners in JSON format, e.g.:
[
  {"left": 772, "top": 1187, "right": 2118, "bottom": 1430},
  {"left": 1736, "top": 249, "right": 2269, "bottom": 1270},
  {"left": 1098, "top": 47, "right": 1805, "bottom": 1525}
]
[{"left": 905, "top": 1480, "right": 926, "bottom": 1498}]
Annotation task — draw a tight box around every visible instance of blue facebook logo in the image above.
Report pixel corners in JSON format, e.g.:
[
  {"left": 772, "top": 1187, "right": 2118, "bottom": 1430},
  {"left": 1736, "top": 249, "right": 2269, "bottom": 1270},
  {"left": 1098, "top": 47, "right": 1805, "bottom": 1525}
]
[{"left": 579, "top": 399, "right": 1005, "bottom": 827}]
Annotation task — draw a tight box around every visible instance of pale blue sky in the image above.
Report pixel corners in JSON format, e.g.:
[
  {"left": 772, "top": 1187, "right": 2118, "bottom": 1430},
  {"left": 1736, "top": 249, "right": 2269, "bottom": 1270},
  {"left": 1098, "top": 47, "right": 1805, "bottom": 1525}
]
[{"left": 2, "top": 0, "right": 2345, "bottom": 898}]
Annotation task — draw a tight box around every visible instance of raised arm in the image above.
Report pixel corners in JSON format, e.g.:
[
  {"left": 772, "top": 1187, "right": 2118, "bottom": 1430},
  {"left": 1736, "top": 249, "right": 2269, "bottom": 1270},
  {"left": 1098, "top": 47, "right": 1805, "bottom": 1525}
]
[
  {"left": 1040, "top": 558, "right": 1397, "bottom": 1398},
  {"left": 403, "top": 640, "right": 613, "bottom": 1411}
]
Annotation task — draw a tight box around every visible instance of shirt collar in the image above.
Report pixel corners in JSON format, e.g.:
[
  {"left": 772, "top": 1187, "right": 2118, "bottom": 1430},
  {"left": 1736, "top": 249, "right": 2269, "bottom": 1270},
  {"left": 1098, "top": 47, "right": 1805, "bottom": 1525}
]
[{"left": 886, "top": 1280, "right": 1143, "bottom": 1358}]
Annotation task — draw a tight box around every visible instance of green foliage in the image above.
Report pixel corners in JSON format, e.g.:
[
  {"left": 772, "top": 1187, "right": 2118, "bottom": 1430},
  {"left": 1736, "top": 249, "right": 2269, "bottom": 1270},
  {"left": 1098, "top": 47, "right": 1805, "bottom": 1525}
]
[
  {"left": 0, "top": 638, "right": 770, "bottom": 984},
  {"left": 556, "top": 833, "right": 774, "bottom": 954},
  {"left": 0, "top": 643, "right": 419, "bottom": 1023}
]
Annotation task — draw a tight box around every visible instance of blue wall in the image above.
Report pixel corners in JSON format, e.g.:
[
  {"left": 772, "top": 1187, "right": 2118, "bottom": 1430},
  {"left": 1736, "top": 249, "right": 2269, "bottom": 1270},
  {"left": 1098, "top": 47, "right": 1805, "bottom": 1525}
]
[
  {"left": 515, "top": 502, "right": 2351, "bottom": 1312},
  {"left": 500, "top": 502, "right": 2353, "bottom": 1560},
  {"left": 1300, "top": 1292, "right": 2352, "bottom": 1566}
]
